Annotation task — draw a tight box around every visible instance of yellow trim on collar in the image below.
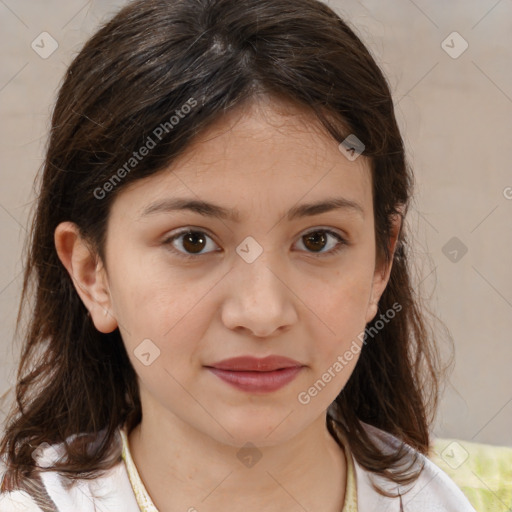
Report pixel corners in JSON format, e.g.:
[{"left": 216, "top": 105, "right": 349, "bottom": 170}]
[{"left": 120, "top": 427, "right": 159, "bottom": 512}]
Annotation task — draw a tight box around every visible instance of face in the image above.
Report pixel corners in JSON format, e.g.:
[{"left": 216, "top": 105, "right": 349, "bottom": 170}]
[{"left": 57, "top": 96, "right": 398, "bottom": 448}]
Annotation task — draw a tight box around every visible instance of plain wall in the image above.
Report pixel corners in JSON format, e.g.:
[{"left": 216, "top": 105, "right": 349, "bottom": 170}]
[{"left": 0, "top": 0, "right": 511, "bottom": 446}]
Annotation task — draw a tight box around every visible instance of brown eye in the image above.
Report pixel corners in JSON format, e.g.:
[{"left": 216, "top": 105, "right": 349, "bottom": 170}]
[
  {"left": 296, "top": 229, "right": 347, "bottom": 256},
  {"left": 303, "top": 231, "right": 328, "bottom": 252},
  {"left": 163, "top": 229, "right": 218, "bottom": 259},
  {"left": 181, "top": 231, "right": 207, "bottom": 254}
]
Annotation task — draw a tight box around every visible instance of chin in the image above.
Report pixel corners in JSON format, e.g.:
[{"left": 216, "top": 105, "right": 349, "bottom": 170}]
[{"left": 208, "top": 414, "right": 305, "bottom": 448}]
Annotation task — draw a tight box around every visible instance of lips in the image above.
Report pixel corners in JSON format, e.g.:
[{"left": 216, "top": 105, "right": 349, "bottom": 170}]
[
  {"left": 204, "top": 355, "right": 304, "bottom": 393},
  {"left": 206, "top": 355, "right": 303, "bottom": 372}
]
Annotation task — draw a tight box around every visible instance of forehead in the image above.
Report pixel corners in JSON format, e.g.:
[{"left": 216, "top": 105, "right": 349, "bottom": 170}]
[{"left": 113, "top": 96, "right": 373, "bottom": 222}]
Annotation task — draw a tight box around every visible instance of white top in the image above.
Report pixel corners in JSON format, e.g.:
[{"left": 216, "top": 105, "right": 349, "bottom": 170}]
[{"left": 0, "top": 421, "right": 477, "bottom": 511}]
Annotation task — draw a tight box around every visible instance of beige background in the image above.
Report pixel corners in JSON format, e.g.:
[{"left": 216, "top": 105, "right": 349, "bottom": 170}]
[{"left": 0, "top": 0, "right": 511, "bottom": 447}]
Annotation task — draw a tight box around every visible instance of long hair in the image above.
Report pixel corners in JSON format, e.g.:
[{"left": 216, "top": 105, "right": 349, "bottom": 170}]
[{"left": 0, "top": 0, "right": 452, "bottom": 495}]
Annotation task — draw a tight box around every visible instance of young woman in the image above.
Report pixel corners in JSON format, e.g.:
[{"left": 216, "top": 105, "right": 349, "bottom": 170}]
[{"left": 0, "top": 0, "right": 477, "bottom": 510}]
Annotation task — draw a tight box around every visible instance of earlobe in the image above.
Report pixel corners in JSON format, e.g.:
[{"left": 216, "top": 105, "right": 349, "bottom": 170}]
[
  {"left": 54, "top": 221, "right": 118, "bottom": 333},
  {"left": 365, "top": 300, "right": 379, "bottom": 324}
]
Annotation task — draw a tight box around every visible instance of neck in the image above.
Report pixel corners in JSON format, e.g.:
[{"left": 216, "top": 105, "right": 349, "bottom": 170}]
[{"left": 127, "top": 411, "right": 347, "bottom": 512}]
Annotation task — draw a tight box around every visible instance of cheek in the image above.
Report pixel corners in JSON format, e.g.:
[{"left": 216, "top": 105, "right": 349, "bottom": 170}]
[
  {"left": 301, "top": 264, "right": 372, "bottom": 386},
  {"left": 109, "top": 250, "right": 200, "bottom": 332},
  {"left": 303, "top": 318, "right": 365, "bottom": 409},
  {"left": 308, "top": 263, "right": 373, "bottom": 332},
  {"left": 110, "top": 267, "right": 218, "bottom": 378}
]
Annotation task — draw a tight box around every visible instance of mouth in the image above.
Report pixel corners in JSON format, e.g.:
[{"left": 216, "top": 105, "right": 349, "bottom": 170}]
[
  {"left": 204, "top": 365, "right": 303, "bottom": 393},
  {"left": 204, "top": 355, "right": 305, "bottom": 393}
]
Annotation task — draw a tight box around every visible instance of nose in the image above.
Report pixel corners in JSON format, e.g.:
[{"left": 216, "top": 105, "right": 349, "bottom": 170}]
[{"left": 220, "top": 254, "right": 298, "bottom": 338}]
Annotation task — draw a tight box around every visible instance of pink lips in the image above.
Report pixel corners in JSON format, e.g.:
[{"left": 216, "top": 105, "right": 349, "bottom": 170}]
[{"left": 205, "top": 355, "right": 304, "bottom": 393}]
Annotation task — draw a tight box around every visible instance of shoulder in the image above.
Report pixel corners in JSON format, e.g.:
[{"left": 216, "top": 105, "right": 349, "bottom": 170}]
[
  {"left": 0, "top": 486, "right": 44, "bottom": 512},
  {"left": 0, "top": 461, "right": 43, "bottom": 511},
  {"left": 352, "top": 422, "right": 477, "bottom": 512},
  {"left": 0, "top": 428, "right": 140, "bottom": 512}
]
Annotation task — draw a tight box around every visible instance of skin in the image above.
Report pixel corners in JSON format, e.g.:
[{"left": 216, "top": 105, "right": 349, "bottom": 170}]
[{"left": 55, "top": 95, "right": 400, "bottom": 512}]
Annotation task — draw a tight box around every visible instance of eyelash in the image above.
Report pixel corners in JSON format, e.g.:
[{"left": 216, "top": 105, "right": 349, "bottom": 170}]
[{"left": 162, "top": 228, "right": 348, "bottom": 260}]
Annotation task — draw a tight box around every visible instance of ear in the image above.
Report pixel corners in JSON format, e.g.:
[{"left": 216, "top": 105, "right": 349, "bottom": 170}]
[
  {"left": 54, "top": 221, "right": 118, "bottom": 333},
  {"left": 365, "top": 211, "right": 403, "bottom": 324}
]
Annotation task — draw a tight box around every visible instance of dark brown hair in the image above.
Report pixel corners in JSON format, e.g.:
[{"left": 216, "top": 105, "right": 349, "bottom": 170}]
[{"left": 0, "top": 0, "right": 452, "bottom": 496}]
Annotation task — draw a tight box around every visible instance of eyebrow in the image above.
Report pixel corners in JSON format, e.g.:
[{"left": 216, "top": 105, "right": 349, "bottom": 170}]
[{"left": 139, "top": 196, "right": 365, "bottom": 222}]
